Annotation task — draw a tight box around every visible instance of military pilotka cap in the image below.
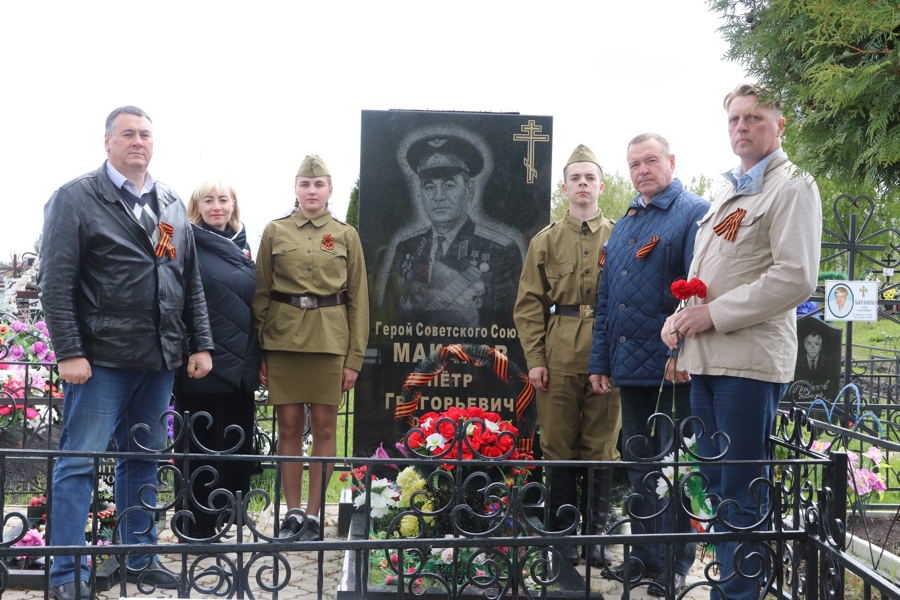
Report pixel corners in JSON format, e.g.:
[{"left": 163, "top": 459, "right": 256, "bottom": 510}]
[
  {"left": 296, "top": 154, "right": 331, "bottom": 178},
  {"left": 565, "top": 144, "right": 602, "bottom": 170},
  {"left": 407, "top": 136, "right": 484, "bottom": 178}
]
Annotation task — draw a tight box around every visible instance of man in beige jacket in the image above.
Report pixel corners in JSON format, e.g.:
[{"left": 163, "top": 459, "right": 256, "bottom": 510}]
[{"left": 661, "top": 84, "right": 822, "bottom": 600}]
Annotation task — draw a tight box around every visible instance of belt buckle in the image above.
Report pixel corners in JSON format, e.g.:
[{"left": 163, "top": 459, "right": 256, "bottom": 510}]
[
  {"left": 580, "top": 305, "right": 595, "bottom": 319},
  {"left": 299, "top": 296, "right": 317, "bottom": 309}
]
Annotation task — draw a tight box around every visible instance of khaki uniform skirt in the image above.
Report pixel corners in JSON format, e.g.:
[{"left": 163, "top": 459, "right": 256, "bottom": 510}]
[{"left": 264, "top": 351, "right": 344, "bottom": 406}]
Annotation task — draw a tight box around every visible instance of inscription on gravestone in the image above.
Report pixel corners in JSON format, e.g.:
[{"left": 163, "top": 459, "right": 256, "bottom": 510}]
[
  {"left": 356, "top": 110, "right": 551, "bottom": 457},
  {"left": 792, "top": 317, "right": 842, "bottom": 403}
]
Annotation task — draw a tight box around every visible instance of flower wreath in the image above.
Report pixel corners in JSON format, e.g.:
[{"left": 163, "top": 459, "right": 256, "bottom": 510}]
[{"left": 393, "top": 343, "right": 537, "bottom": 453}]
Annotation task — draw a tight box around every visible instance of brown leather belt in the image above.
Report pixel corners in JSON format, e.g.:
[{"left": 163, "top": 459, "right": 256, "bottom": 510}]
[
  {"left": 271, "top": 290, "right": 348, "bottom": 309},
  {"left": 554, "top": 304, "right": 595, "bottom": 319}
]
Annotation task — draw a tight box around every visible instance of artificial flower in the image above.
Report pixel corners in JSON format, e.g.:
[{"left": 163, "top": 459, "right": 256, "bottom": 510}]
[
  {"left": 863, "top": 446, "right": 885, "bottom": 464},
  {"left": 353, "top": 477, "right": 399, "bottom": 519},
  {"left": 14, "top": 528, "right": 44, "bottom": 561},
  {"left": 399, "top": 515, "right": 419, "bottom": 537},
  {"left": 425, "top": 433, "right": 448, "bottom": 451}
]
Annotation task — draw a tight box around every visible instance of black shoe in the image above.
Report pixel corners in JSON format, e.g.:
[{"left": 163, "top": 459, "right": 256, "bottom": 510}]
[
  {"left": 647, "top": 568, "right": 686, "bottom": 597},
  {"left": 49, "top": 581, "right": 97, "bottom": 600},
  {"left": 299, "top": 519, "right": 320, "bottom": 541},
  {"left": 278, "top": 516, "right": 302, "bottom": 539},
  {"left": 551, "top": 544, "right": 580, "bottom": 566},
  {"left": 126, "top": 560, "right": 179, "bottom": 589},
  {"left": 583, "top": 542, "right": 614, "bottom": 568},
  {"left": 603, "top": 559, "right": 660, "bottom": 582},
  {"left": 580, "top": 467, "right": 614, "bottom": 568}
]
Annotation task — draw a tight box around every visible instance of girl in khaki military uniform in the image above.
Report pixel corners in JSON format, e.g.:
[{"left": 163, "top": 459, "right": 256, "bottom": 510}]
[{"left": 252, "top": 155, "right": 369, "bottom": 541}]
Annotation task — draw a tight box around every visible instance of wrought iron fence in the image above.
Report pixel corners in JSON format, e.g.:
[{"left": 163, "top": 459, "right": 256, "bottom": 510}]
[
  {"left": 0, "top": 404, "right": 898, "bottom": 600},
  {"left": 5, "top": 193, "right": 900, "bottom": 598}
]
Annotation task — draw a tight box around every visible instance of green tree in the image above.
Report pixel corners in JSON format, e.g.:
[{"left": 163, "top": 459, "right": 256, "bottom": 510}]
[
  {"left": 346, "top": 177, "right": 359, "bottom": 230},
  {"left": 709, "top": 0, "right": 900, "bottom": 189},
  {"left": 687, "top": 174, "right": 716, "bottom": 201},
  {"left": 549, "top": 171, "right": 717, "bottom": 222},
  {"left": 550, "top": 171, "right": 636, "bottom": 223}
]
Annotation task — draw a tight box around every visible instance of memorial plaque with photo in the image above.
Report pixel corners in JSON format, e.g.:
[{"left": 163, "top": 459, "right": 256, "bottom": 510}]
[
  {"left": 792, "top": 317, "right": 842, "bottom": 403},
  {"left": 356, "top": 110, "right": 551, "bottom": 458}
]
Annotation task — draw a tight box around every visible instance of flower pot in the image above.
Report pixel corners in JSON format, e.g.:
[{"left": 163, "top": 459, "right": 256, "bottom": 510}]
[{"left": 26, "top": 505, "right": 45, "bottom": 525}]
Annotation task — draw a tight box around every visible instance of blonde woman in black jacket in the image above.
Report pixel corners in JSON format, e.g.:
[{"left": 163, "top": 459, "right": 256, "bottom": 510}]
[{"left": 174, "top": 179, "right": 261, "bottom": 540}]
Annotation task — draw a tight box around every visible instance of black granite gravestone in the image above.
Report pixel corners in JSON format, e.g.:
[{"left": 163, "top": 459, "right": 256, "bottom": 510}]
[
  {"left": 792, "top": 317, "right": 842, "bottom": 403},
  {"left": 356, "top": 110, "right": 551, "bottom": 459}
]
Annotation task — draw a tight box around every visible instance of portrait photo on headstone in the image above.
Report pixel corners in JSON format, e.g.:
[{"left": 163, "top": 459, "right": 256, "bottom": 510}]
[
  {"left": 790, "top": 317, "right": 842, "bottom": 405},
  {"left": 356, "top": 110, "right": 551, "bottom": 458}
]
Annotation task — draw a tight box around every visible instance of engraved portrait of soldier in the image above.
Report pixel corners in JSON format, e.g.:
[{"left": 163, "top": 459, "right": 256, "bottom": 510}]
[{"left": 374, "top": 124, "right": 526, "bottom": 327}]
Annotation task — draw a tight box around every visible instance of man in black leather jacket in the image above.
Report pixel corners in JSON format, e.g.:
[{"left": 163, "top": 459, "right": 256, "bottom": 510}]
[{"left": 38, "top": 106, "right": 214, "bottom": 600}]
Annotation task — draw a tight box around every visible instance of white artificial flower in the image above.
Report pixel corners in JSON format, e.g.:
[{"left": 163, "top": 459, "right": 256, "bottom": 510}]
[
  {"left": 425, "top": 433, "right": 448, "bottom": 451},
  {"left": 656, "top": 467, "right": 674, "bottom": 499},
  {"left": 656, "top": 452, "right": 676, "bottom": 498},
  {"left": 440, "top": 548, "right": 455, "bottom": 564},
  {"left": 353, "top": 478, "right": 399, "bottom": 519},
  {"left": 97, "top": 479, "right": 113, "bottom": 499},
  {"left": 467, "top": 420, "right": 501, "bottom": 437}
]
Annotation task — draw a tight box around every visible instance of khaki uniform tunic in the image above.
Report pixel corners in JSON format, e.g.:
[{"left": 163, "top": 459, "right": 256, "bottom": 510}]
[
  {"left": 514, "top": 210, "right": 621, "bottom": 461},
  {"left": 252, "top": 210, "right": 369, "bottom": 372}
]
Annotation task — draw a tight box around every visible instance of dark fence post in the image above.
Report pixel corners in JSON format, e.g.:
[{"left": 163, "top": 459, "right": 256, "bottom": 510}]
[{"left": 816, "top": 450, "right": 848, "bottom": 600}]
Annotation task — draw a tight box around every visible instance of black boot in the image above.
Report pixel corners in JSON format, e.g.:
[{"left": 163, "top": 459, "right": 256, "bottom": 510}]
[
  {"left": 547, "top": 465, "right": 580, "bottom": 566},
  {"left": 581, "top": 467, "right": 614, "bottom": 568}
]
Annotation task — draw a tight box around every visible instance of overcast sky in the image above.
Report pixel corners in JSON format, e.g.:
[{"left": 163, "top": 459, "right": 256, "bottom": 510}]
[{"left": 0, "top": 0, "right": 747, "bottom": 261}]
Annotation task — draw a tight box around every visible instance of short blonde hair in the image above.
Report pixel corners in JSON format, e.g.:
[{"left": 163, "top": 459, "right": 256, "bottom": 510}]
[
  {"left": 187, "top": 179, "right": 241, "bottom": 231},
  {"left": 723, "top": 82, "right": 782, "bottom": 117}
]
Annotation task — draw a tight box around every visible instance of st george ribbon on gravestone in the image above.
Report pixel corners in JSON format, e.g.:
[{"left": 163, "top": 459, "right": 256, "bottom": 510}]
[{"left": 355, "top": 110, "right": 551, "bottom": 459}]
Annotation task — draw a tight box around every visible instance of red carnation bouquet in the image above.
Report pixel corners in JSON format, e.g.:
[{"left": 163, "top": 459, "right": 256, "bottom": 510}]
[
  {"left": 671, "top": 277, "right": 707, "bottom": 307},
  {"left": 653, "top": 278, "right": 708, "bottom": 435}
]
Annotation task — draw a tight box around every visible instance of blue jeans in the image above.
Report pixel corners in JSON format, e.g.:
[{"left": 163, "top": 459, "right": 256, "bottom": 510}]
[
  {"left": 49, "top": 365, "right": 174, "bottom": 587},
  {"left": 620, "top": 384, "right": 696, "bottom": 576},
  {"left": 690, "top": 375, "right": 786, "bottom": 600}
]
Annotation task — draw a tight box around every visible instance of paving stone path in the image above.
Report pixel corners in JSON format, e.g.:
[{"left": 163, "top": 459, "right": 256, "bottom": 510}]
[{"left": 3, "top": 505, "right": 717, "bottom": 599}]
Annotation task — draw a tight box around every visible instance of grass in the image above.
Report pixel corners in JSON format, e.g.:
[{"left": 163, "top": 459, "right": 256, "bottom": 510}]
[
  {"left": 825, "top": 314, "right": 900, "bottom": 360},
  {"left": 844, "top": 570, "right": 898, "bottom": 600}
]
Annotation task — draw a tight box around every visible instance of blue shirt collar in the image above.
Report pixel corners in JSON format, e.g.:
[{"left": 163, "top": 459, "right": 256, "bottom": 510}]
[{"left": 727, "top": 149, "right": 782, "bottom": 192}]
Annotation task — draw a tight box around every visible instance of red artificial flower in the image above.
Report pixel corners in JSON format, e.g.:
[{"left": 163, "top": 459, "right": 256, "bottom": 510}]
[{"left": 466, "top": 407, "right": 487, "bottom": 421}]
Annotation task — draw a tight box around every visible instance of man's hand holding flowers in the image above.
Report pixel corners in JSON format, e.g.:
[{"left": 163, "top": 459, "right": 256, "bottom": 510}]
[{"left": 661, "top": 278, "right": 709, "bottom": 382}]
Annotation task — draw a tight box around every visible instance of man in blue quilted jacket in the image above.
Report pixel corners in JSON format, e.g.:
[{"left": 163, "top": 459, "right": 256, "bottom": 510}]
[{"left": 589, "top": 133, "right": 709, "bottom": 597}]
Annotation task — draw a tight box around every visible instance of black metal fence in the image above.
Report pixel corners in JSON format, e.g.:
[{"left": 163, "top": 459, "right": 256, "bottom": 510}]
[
  {"left": 1, "top": 400, "right": 899, "bottom": 600},
  {"left": 5, "top": 195, "right": 900, "bottom": 598}
]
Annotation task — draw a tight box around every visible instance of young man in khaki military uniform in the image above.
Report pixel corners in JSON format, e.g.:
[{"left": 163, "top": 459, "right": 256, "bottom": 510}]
[{"left": 513, "top": 144, "right": 621, "bottom": 567}]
